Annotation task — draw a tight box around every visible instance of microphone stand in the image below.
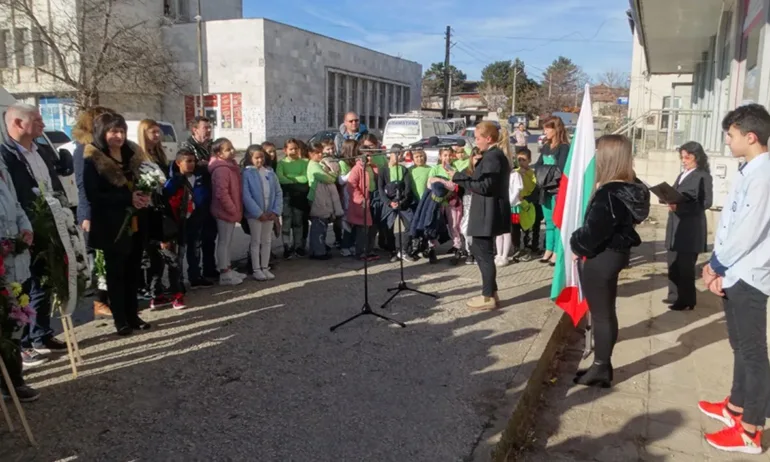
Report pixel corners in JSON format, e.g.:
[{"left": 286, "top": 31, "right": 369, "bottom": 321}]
[
  {"left": 330, "top": 158, "right": 405, "bottom": 331},
  {"left": 381, "top": 161, "right": 438, "bottom": 309}
]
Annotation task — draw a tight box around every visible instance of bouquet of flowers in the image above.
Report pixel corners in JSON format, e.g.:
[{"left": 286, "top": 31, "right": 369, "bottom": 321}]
[
  {"left": 0, "top": 253, "right": 34, "bottom": 355},
  {"left": 115, "top": 161, "right": 166, "bottom": 243}
]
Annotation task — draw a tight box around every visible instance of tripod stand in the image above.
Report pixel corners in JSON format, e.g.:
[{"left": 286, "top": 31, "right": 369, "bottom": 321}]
[
  {"left": 330, "top": 160, "right": 406, "bottom": 332},
  {"left": 381, "top": 163, "right": 438, "bottom": 309}
]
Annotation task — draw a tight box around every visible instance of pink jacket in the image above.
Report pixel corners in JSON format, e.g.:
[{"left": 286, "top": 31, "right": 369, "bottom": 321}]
[
  {"left": 345, "top": 161, "right": 374, "bottom": 226},
  {"left": 209, "top": 157, "right": 243, "bottom": 223}
]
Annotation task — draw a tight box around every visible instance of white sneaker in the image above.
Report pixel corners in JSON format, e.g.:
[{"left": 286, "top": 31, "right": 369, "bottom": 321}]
[
  {"left": 231, "top": 270, "right": 247, "bottom": 280},
  {"left": 262, "top": 269, "right": 275, "bottom": 280},
  {"left": 494, "top": 256, "right": 509, "bottom": 267},
  {"left": 340, "top": 248, "right": 352, "bottom": 257},
  {"left": 253, "top": 269, "right": 267, "bottom": 281},
  {"left": 219, "top": 272, "right": 243, "bottom": 286}
]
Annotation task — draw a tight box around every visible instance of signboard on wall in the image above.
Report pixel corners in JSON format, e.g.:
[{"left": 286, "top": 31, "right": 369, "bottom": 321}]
[
  {"left": 184, "top": 93, "right": 243, "bottom": 129},
  {"left": 39, "top": 96, "right": 76, "bottom": 137}
]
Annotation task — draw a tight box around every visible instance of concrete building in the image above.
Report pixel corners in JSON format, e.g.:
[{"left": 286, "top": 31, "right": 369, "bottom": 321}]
[
  {"left": 0, "top": 1, "right": 422, "bottom": 147},
  {"left": 164, "top": 18, "right": 422, "bottom": 148},
  {"left": 627, "top": 0, "right": 769, "bottom": 210}
]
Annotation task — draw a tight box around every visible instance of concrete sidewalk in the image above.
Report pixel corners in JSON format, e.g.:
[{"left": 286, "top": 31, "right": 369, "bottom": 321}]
[{"left": 520, "top": 225, "right": 770, "bottom": 461}]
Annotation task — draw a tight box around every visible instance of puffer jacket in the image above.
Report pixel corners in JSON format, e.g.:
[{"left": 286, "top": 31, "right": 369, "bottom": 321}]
[{"left": 209, "top": 157, "right": 243, "bottom": 223}]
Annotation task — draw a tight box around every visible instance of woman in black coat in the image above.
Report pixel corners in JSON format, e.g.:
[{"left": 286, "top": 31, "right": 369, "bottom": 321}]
[
  {"left": 664, "top": 141, "right": 713, "bottom": 311},
  {"left": 450, "top": 121, "right": 511, "bottom": 311},
  {"left": 571, "top": 135, "right": 650, "bottom": 388},
  {"left": 83, "top": 113, "right": 152, "bottom": 335}
]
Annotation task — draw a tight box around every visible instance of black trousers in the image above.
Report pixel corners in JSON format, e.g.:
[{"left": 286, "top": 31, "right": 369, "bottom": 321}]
[
  {"left": 471, "top": 236, "right": 497, "bottom": 297},
  {"left": 201, "top": 214, "right": 218, "bottom": 277},
  {"left": 666, "top": 250, "right": 698, "bottom": 306},
  {"left": 103, "top": 234, "right": 144, "bottom": 331},
  {"left": 723, "top": 279, "right": 770, "bottom": 426},
  {"left": 0, "top": 337, "right": 23, "bottom": 389},
  {"left": 580, "top": 249, "right": 629, "bottom": 364},
  {"left": 530, "top": 205, "right": 543, "bottom": 251}
]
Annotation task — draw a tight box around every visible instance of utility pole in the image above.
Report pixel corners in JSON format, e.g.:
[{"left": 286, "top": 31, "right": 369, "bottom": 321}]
[
  {"left": 195, "top": 0, "right": 204, "bottom": 116},
  {"left": 510, "top": 67, "right": 518, "bottom": 115},
  {"left": 442, "top": 25, "right": 451, "bottom": 119},
  {"left": 447, "top": 73, "right": 453, "bottom": 116},
  {"left": 548, "top": 73, "right": 552, "bottom": 98}
]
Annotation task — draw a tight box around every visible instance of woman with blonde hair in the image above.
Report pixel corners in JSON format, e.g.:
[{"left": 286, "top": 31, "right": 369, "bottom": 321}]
[
  {"left": 447, "top": 121, "right": 511, "bottom": 311},
  {"left": 137, "top": 119, "right": 177, "bottom": 309},
  {"left": 569, "top": 134, "right": 649, "bottom": 388},
  {"left": 534, "top": 116, "right": 571, "bottom": 265}
]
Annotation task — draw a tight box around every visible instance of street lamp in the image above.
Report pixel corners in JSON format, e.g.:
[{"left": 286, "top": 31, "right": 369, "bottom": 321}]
[{"left": 195, "top": 0, "right": 203, "bottom": 116}]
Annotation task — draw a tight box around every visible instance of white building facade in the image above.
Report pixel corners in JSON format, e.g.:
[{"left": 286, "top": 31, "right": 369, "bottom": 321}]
[
  {"left": 629, "top": 0, "right": 770, "bottom": 210},
  {"left": 164, "top": 18, "right": 422, "bottom": 148},
  {"left": 0, "top": 2, "right": 422, "bottom": 147}
]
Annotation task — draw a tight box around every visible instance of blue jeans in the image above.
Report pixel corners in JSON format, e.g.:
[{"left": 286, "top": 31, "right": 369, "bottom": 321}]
[
  {"left": 309, "top": 217, "right": 329, "bottom": 257},
  {"left": 21, "top": 270, "right": 54, "bottom": 348},
  {"left": 186, "top": 221, "right": 205, "bottom": 281}
]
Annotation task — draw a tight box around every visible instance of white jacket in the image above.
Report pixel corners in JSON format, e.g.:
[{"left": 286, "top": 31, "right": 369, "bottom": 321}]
[{"left": 509, "top": 170, "right": 523, "bottom": 208}]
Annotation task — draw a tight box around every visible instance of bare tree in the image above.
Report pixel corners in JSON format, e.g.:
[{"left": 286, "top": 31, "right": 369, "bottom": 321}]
[
  {"left": 0, "top": 0, "right": 185, "bottom": 108},
  {"left": 478, "top": 83, "right": 508, "bottom": 117},
  {"left": 596, "top": 69, "right": 630, "bottom": 90}
]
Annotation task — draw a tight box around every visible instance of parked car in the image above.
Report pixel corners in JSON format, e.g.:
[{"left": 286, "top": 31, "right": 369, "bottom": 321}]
[
  {"left": 460, "top": 120, "right": 501, "bottom": 138},
  {"left": 44, "top": 130, "right": 71, "bottom": 148},
  {"left": 307, "top": 129, "right": 339, "bottom": 146},
  {"left": 0, "top": 88, "right": 77, "bottom": 207},
  {"left": 403, "top": 135, "right": 474, "bottom": 166}
]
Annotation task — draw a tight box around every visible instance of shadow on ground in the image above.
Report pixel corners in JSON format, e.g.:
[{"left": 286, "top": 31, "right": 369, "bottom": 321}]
[{"left": 2, "top": 238, "right": 556, "bottom": 462}]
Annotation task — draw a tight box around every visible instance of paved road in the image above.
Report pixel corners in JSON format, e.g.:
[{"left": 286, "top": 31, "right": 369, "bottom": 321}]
[{"left": 4, "top": 228, "right": 558, "bottom": 462}]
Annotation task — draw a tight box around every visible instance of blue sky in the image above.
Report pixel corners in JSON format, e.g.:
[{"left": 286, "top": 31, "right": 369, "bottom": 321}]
[{"left": 246, "top": 0, "right": 633, "bottom": 82}]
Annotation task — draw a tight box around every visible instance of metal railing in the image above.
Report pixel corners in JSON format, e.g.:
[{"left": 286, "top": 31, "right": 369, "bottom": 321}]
[{"left": 612, "top": 109, "right": 714, "bottom": 157}]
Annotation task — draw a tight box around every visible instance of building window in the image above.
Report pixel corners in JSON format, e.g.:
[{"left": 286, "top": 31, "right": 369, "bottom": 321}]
[
  {"left": 337, "top": 74, "right": 347, "bottom": 126},
  {"left": 327, "top": 73, "right": 335, "bottom": 128},
  {"left": 164, "top": 0, "right": 189, "bottom": 21},
  {"left": 378, "top": 82, "right": 386, "bottom": 129},
  {"left": 0, "top": 30, "right": 8, "bottom": 69},
  {"left": 31, "top": 28, "right": 47, "bottom": 67},
  {"left": 661, "top": 96, "right": 682, "bottom": 130},
  {"left": 13, "top": 28, "right": 30, "bottom": 67},
  {"left": 351, "top": 77, "right": 359, "bottom": 117},
  {"left": 404, "top": 87, "right": 411, "bottom": 112},
  {"left": 395, "top": 86, "right": 402, "bottom": 115}
]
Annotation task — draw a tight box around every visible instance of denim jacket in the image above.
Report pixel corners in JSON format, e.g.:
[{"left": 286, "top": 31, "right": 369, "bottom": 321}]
[{"left": 242, "top": 166, "right": 283, "bottom": 219}]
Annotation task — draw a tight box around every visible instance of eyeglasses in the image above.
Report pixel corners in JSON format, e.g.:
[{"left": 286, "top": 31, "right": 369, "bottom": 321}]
[{"left": 346, "top": 119, "right": 359, "bottom": 123}]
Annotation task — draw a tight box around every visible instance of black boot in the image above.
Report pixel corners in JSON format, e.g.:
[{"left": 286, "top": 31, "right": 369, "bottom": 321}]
[
  {"left": 428, "top": 248, "right": 438, "bottom": 264},
  {"left": 574, "top": 361, "right": 613, "bottom": 388}
]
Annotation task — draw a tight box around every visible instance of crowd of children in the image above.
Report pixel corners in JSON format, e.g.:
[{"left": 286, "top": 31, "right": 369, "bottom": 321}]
[{"left": 140, "top": 119, "right": 560, "bottom": 306}]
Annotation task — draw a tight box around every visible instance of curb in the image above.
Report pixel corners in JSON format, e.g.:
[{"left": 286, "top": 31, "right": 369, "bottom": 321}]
[{"left": 472, "top": 307, "right": 574, "bottom": 462}]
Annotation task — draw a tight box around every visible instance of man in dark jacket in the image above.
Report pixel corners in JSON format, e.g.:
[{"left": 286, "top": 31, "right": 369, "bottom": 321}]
[
  {"left": 334, "top": 111, "right": 369, "bottom": 153},
  {"left": 450, "top": 121, "right": 510, "bottom": 311},
  {"left": 178, "top": 116, "right": 218, "bottom": 283},
  {"left": 1, "top": 103, "right": 67, "bottom": 378}
]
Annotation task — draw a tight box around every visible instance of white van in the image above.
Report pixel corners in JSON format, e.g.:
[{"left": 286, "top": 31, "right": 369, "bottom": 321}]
[
  {"left": 0, "top": 88, "right": 79, "bottom": 207},
  {"left": 125, "top": 119, "right": 179, "bottom": 156},
  {"left": 382, "top": 115, "right": 452, "bottom": 148}
]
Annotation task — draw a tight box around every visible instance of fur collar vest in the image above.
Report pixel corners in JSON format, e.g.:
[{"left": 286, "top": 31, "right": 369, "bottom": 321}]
[{"left": 84, "top": 141, "right": 145, "bottom": 188}]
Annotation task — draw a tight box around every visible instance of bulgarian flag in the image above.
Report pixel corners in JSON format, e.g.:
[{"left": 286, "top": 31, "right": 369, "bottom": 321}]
[{"left": 550, "top": 85, "right": 596, "bottom": 326}]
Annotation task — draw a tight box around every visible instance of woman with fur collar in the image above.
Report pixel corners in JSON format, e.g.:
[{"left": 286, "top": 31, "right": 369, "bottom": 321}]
[
  {"left": 82, "top": 113, "right": 151, "bottom": 336},
  {"left": 72, "top": 105, "right": 115, "bottom": 320}
]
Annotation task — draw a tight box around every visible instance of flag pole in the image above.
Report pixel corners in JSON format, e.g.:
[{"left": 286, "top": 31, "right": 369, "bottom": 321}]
[{"left": 575, "top": 259, "right": 593, "bottom": 359}]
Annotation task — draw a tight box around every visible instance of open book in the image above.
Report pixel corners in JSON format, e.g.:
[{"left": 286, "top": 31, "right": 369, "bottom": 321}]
[{"left": 639, "top": 179, "right": 686, "bottom": 205}]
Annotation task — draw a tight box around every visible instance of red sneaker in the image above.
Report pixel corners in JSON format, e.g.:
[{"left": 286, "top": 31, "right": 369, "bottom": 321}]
[
  {"left": 705, "top": 420, "right": 762, "bottom": 455},
  {"left": 172, "top": 294, "right": 186, "bottom": 310},
  {"left": 698, "top": 397, "right": 738, "bottom": 427}
]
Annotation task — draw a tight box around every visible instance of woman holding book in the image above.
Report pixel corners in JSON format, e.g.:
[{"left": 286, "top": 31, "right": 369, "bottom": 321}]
[{"left": 664, "top": 141, "right": 713, "bottom": 311}]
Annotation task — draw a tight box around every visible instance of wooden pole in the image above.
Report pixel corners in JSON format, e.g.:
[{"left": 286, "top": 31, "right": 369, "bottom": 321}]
[{"left": 0, "top": 357, "right": 36, "bottom": 445}]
